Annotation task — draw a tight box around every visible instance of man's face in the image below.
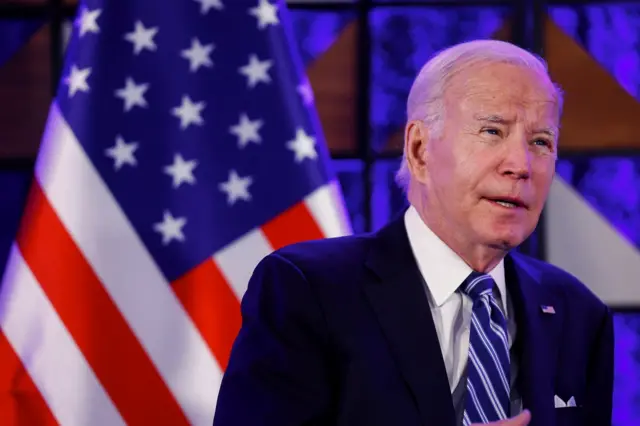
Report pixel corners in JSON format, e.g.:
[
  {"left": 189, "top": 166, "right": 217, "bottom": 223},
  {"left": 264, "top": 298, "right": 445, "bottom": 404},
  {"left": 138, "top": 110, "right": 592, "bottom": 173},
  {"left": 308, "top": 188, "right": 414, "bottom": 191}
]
[{"left": 411, "top": 62, "right": 559, "bottom": 251}]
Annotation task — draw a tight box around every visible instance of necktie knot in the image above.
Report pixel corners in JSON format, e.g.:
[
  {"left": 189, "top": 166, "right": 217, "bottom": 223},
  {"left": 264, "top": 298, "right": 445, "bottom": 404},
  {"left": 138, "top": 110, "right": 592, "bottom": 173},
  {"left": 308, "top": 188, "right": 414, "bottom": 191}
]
[{"left": 461, "top": 271, "right": 495, "bottom": 301}]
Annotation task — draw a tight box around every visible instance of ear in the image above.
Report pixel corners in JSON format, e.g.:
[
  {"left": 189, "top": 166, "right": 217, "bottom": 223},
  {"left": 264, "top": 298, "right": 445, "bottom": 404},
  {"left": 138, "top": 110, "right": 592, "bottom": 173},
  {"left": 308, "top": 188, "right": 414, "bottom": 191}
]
[{"left": 404, "top": 120, "right": 429, "bottom": 184}]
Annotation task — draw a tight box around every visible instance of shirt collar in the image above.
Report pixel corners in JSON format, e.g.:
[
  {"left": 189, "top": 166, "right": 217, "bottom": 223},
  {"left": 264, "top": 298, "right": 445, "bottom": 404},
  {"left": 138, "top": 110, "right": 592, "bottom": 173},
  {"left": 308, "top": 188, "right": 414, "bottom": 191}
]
[{"left": 404, "top": 205, "right": 507, "bottom": 311}]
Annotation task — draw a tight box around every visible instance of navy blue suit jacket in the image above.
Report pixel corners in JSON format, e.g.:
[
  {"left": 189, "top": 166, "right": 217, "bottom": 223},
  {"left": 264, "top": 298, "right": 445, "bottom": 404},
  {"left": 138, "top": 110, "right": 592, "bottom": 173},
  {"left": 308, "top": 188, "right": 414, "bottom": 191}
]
[{"left": 213, "top": 214, "right": 614, "bottom": 426}]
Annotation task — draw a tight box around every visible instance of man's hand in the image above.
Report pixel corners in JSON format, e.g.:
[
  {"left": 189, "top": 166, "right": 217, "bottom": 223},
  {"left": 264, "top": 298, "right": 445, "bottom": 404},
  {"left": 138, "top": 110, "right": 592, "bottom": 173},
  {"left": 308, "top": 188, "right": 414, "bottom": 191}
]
[{"left": 471, "top": 410, "right": 531, "bottom": 425}]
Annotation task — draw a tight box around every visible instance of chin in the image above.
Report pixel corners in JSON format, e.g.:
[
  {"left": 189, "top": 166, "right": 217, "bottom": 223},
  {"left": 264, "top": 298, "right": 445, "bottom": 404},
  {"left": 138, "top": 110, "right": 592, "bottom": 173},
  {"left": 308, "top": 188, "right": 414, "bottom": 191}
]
[
  {"left": 481, "top": 227, "right": 529, "bottom": 250},
  {"left": 487, "top": 239, "right": 519, "bottom": 251}
]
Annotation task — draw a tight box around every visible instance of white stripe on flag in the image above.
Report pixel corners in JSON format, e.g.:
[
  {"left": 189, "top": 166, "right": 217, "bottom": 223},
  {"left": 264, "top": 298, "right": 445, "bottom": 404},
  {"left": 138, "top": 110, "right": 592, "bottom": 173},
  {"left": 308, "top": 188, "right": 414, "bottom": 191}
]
[
  {"left": 214, "top": 228, "right": 274, "bottom": 300},
  {"left": 0, "top": 245, "right": 126, "bottom": 426},
  {"left": 34, "top": 102, "right": 222, "bottom": 426},
  {"left": 305, "top": 180, "right": 353, "bottom": 237}
]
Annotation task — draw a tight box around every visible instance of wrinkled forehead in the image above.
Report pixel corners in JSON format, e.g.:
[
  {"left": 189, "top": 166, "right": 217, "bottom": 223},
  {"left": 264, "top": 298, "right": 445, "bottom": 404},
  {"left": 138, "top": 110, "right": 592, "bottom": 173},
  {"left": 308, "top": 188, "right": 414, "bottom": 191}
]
[{"left": 446, "top": 63, "right": 561, "bottom": 124}]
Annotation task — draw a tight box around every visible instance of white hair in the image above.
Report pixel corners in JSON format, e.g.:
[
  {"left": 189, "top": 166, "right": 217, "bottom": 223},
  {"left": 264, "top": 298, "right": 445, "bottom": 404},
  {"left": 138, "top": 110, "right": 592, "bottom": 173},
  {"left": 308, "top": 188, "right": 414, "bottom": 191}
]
[{"left": 395, "top": 39, "right": 564, "bottom": 193}]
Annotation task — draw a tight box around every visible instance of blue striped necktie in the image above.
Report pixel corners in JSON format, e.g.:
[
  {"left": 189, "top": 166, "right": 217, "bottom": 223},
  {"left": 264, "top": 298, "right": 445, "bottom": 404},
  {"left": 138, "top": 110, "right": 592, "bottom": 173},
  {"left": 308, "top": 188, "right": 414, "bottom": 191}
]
[{"left": 461, "top": 271, "right": 511, "bottom": 425}]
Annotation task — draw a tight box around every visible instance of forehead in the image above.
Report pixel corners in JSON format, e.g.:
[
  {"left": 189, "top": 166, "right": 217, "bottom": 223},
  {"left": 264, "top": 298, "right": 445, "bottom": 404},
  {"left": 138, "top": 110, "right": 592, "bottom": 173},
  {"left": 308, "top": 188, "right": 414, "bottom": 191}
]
[{"left": 447, "top": 63, "right": 559, "bottom": 123}]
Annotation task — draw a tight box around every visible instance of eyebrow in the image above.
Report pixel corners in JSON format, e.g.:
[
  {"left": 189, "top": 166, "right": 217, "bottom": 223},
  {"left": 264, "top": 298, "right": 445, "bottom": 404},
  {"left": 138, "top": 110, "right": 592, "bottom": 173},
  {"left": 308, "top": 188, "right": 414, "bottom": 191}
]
[
  {"left": 474, "top": 114, "right": 511, "bottom": 125},
  {"left": 535, "top": 128, "right": 558, "bottom": 138},
  {"left": 474, "top": 114, "right": 558, "bottom": 138}
]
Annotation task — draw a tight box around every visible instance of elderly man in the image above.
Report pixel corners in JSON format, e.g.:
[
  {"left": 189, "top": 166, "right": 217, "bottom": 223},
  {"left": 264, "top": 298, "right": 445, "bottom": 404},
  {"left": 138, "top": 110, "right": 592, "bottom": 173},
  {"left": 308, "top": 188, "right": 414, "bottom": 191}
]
[{"left": 213, "top": 40, "right": 613, "bottom": 426}]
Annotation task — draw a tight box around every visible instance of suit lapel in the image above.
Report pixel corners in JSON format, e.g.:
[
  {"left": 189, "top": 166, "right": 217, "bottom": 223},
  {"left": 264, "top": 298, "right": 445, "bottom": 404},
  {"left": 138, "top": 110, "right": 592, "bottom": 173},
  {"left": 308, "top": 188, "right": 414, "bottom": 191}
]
[
  {"left": 506, "top": 253, "right": 564, "bottom": 426},
  {"left": 363, "top": 215, "right": 456, "bottom": 426}
]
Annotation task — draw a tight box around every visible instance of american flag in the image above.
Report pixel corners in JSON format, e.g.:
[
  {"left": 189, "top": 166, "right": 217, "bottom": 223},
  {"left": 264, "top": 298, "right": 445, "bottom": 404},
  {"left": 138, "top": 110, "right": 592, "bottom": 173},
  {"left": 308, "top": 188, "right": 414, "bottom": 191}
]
[
  {"left": 0, "top": 0, "right": 352, "bottom": 424},
  {"left": 541, "top": 305, "right": 556, "bottom": 314}
]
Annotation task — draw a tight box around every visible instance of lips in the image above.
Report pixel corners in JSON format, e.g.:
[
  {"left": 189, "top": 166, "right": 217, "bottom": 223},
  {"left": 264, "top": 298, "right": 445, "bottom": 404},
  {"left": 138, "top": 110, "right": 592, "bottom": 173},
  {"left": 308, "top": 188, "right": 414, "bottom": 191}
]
[{"left": 484, "top": 196, "right": 528, "bottom": 209}]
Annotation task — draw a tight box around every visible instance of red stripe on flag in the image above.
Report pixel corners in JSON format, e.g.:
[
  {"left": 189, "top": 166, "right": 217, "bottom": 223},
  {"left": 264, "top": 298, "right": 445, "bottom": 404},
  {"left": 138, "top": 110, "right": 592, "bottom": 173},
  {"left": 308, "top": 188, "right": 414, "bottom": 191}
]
[
  {"left": 262, "top": 203, "right": 325, "bottom": 250},
  {"left": 172, "top": 259, "right": 241, "bottom": 370},
  {"left": 0, "top": 331, "right": 58, "bottom": 425},
  {"left": 15, "top": 183, "right": 189, "bottom": 425}
]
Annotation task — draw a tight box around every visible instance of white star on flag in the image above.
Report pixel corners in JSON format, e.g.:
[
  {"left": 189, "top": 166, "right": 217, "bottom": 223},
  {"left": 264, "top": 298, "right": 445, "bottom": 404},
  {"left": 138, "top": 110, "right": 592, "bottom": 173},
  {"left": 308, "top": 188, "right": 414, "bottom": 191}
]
[
  {"left": 181, "top": 38, "right": 214, "bottom": 72},
  {"left": 75, "top": 7, "right": 101, "bottom": 37},
  {"left": 164, "top": 154, "right": 198, "bottom": 188},
  {"left": 115, "top": 77, "right": 149, "bottom": 111},
  {"left": 249, "top": 0, "right": 279, "bottom": 29},
  {"left": 171, "top": 95, "right": 206, "bottom": 129},
  {"left": 194, "top": 0, "right": 223, "bottom": 14},
  {"left": 229, "top": 113, "right": 263, "bottom": 148},
  {"left": 64, "top": 65, "right": 91, "bottom": 97},
  {"left": 153, "top": 211, "right": 187, "bottom": 245},
  {"left": 239, "top": 54, "right": 272, "bottom": 88},
  {"left": 287, "top": 128, "right": 317, "bottom": 162},
  {"left": 124, "top": 21, "right": 158, "bottom": 55},
  {"left": 219, "top": 170, "right": 253, "bottom": 205},
  {"left": 297, "top": 80, "right": 314, "bottom": 106},
  {"left": 105, "top": 135, "right": 139, "bottom": 170}
]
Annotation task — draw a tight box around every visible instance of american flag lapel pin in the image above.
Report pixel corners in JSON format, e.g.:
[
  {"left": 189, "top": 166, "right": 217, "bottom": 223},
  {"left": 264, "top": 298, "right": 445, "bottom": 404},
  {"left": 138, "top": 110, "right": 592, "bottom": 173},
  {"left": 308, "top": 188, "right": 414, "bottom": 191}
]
[{"left": 541, "top": 305, "right": 556, "bottom": 314}]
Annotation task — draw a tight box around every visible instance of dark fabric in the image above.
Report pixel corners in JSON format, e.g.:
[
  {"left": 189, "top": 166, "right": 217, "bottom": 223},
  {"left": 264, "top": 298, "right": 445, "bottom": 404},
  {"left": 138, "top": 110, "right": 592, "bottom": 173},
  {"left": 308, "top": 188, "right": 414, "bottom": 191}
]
[
  {"left": 213, "top": 213, "right": 614, "bottom": 426},
  {"left": 0, "top": 171, "right": 31, "bottom": 282},
  {"left": 452, "top": 368, "right": 467, "bottom": 426}
]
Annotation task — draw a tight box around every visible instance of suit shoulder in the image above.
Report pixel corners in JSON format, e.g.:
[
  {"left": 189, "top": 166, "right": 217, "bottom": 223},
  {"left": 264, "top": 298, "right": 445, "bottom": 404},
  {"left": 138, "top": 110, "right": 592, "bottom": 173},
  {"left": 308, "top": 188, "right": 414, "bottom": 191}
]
[
  {"left": 267, "top": 233, "right": 374, "bottom": 274},
  {"left": 512, "top": 251, "right": 608, "bottom": 311}
]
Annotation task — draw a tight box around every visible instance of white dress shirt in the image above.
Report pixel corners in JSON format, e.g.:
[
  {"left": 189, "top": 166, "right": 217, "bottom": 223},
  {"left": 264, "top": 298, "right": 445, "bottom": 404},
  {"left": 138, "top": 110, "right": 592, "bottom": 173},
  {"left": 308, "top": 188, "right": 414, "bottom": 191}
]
[{"left": 404, "top": 206, "right": 519, "bottom": 408}]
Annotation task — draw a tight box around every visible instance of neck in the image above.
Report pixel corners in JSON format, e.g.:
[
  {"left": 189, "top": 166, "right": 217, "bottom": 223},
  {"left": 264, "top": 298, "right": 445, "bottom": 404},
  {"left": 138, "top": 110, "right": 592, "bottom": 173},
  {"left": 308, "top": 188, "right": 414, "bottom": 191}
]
[
  {"left": 408, "top": 191, "right": 507, "bottom": 273},
  {"left": 449, "top": 239, "right": 506, "bottom": 272}
]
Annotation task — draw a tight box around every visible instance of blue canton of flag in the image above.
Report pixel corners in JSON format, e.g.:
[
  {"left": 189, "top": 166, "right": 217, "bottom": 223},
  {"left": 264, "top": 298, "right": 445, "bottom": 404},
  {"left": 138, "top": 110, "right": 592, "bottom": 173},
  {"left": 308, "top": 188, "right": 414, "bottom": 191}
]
[{"left": 59, "top": 0, "right": 348, "bottom": 282}]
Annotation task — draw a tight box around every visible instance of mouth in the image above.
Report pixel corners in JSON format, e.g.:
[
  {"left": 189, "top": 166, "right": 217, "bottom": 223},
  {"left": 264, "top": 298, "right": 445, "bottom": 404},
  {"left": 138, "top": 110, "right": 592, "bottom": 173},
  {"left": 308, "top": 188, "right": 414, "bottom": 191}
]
[{"left": 484, "top": 196, "right": 528, "bottom": 210}]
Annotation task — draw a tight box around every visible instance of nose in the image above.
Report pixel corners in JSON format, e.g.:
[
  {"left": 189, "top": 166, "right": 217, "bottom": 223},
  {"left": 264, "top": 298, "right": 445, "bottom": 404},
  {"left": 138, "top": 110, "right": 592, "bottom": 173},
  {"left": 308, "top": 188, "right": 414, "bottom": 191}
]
[{"left": 498, "top": 135, "right": 531, "bottom": 180}]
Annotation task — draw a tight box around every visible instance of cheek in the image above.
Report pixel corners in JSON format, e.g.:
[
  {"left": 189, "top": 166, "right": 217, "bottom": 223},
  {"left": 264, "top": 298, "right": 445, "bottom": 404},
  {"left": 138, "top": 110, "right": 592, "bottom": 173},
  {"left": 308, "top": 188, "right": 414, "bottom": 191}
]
[
  {"left": 459, "top": 153, "right": 497, "bottom": 192},
  {"left": 428, "top": 138, "right": 493, "bottom": 204},
  {"left": 531, "top": 161, "right": 556, "bottom": 197},
  {"left": 425, "top": 147, "right": 455, "bottom": 187}
]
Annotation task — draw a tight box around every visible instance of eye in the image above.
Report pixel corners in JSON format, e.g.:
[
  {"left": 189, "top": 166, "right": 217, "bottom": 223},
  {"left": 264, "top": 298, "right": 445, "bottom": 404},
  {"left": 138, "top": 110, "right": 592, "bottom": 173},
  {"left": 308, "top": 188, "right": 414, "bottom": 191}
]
[
  {"left": 533, "top": 138, "right": 552, "bottom": 148},
  {"left": 483, "top": 127, "right": 501, "bottom": 136}
]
